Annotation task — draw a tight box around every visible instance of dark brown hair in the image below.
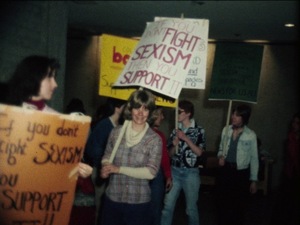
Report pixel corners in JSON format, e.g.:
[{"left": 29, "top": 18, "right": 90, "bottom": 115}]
[{"left": 7, "top": 55, "right": 60, "bottom": 106}]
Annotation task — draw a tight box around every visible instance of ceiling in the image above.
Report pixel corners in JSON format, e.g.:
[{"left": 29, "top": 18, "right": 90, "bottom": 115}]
[{"left": 67, "top": 0, "right": 299, "bottom": 43}]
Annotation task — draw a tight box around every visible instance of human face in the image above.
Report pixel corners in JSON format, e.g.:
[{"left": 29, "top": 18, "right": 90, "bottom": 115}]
[
  {"left": 33, "top": 68, "right": 58, "bottom": 101},
  {"left": 131, "top": 105, "right": 149, "bottom": 126},
  {"left": 231, "top": 111, "right": 243, "bottom": 127},
  {"left": 178, "top": 108, "right": 189, "bottom": 122},
  {"left": 154, "top": 109, "right": 164, "bottom": 127}
]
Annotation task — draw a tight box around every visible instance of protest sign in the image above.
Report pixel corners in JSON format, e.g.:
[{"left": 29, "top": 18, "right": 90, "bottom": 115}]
[
  {"left": 0, "top": 104, "right": 91, "bottom": 225},
  {"left": 209, "top": 43, "right": 263, "bottom": 103},
  {"left": 99, "top": 34, "right": 176, "bottom": 107},
  {"left": 99, "top": 34, "right": 138, "bottom": 99},
  {"left": 113, "top": 18, "right": 208, "bottom": 99},
  {"left": 154, "top": 17, "right": 209, "bottom": 90}
]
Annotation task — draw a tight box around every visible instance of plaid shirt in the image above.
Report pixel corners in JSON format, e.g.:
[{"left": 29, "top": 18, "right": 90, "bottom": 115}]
[{"left": 102, "top": 125, "right": 162, "bottom": 204}]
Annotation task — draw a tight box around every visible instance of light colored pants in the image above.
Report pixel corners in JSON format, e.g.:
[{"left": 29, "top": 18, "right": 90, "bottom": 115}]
[{"left": 161, "top": 166, "right": 200, "bottom": 225}]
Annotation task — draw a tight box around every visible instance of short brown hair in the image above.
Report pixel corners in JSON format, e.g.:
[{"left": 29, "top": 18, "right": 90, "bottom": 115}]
[
  {"left": 123, "top": 89, "right": 156, "bottom": 122},
  {"left": 179, "top": 100, "right": 194, "bottom": 119}
]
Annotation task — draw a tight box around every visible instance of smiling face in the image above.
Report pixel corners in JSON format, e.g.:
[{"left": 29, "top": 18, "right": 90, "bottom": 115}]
[
  {"left": 32, "top": 68, "right": 57, "bottom": 101},
  {"left": 131, "top": 105, "right": 150, "bottom": 126}
]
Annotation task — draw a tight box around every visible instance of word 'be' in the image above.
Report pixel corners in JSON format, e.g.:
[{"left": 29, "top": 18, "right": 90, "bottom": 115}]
[{"left": 113, "top": 46, "right": 130, "bottom": 65}]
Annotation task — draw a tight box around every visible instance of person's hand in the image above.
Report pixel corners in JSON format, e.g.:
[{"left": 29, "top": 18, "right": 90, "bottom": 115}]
[
  {"left": 249, "top": 181, "right": 257, "bottom": 194},
  {"left": 100, "top": 163, "right": 119, "bottom": 178},
  {"left": 78, "top": 162, "right": 93, "bottom": 178},
  {"left": 219, "top": 156, "right": 225, "bottom": 166},
  {"left": 172, "top": 136, "right": 179, "bottom": 146},
  {"left": 165, "top": 177, "right": 173, "bottom": 192},
  {"left": 176, "top": 129, "right": 188, "bottom": 142}
]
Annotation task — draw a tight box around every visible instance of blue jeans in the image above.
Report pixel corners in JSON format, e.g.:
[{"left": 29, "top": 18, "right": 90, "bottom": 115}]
[
  {"left": 161, "top": 166, "right": 200, "bottom": 225},
  {"left": 150, "top": 169, "right": 165, "bottom": 225}
]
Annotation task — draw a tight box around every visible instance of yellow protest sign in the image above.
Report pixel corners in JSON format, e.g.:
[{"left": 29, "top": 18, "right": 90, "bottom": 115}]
[
  {"left": 99, "top": 34, "right": 176, "bottom": 107},
  {"left": 0, "top": 104, "right": 91, "bottom": 225},
  {"left": 99, "top": 34, "right": 137, "bottom": 100}
]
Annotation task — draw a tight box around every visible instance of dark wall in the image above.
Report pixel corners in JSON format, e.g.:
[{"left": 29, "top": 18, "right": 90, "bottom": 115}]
[
  {"left": 0, "top": 1, "right": 68, "bottom": 110},
  {"left": 0, "top": 1, "right": 299, "bottom": 190},
  {"left": 65, "top": 37, "right": 300, "bottom": 189}
]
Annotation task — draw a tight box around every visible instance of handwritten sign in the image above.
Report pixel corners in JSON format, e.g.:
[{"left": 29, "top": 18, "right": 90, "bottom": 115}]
[
  {"left": 113, "top": 18, "right": 208, "bottom": 99},
  {"left": 99, "top": 34, "right": 138, "bottom": 100},
  {"left": 209, "top": 43, "right": 263, "bottom": 103},
  {"left": 0, "top": 104, "right": 91, "bottom": 225},
  {"left": 99, "top": 34, "right": 176, "bottom": 107},
  {"left": 154, "top": 17, "right": 209, "bottom": 90}
]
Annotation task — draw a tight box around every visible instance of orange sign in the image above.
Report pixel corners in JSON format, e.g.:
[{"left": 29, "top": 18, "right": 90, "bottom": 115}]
[{"left": 0, "top": 104, "right": 91, "bottom": 225}]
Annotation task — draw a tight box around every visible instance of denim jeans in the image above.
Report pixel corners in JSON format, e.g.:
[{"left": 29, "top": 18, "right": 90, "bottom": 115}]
[{"left": 161, "top": 166, "right": 200, "bottom": 225}]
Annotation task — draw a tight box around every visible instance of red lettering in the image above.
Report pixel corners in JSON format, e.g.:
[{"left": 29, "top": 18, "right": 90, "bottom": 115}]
[
  {"left": 120, "top": 72, "right": 134, "bottom": 84},
  {"left": 123, "top": 55, "right": 130, "bottom": 64},
  {"left": 113, "top": 46, "right": 122, "bottom": 63},
  {"left": 119, "top": 70, "right": 170, "bottom": 90},
  {"left": 113, "top": 46, "right": 130, "bottom": 65}
]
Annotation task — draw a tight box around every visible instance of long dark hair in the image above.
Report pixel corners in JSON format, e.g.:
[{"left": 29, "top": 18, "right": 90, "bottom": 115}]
[{"left": 7, "top": 55, "right": 60, "bottom": 106}]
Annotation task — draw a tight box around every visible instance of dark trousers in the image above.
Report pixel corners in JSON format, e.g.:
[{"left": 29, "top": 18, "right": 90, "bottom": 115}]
[
  {"left": 216, "top": 163, "right": 250, "bottom": 225},
  {"left": 101, "top": 195, "right": 151, "bottom": 225},
  {"left": 69, "top": 205, "right": 96, "bottom": 225},
  {"left": 149, "top": 169, "right": 165, "bottom": 225}
]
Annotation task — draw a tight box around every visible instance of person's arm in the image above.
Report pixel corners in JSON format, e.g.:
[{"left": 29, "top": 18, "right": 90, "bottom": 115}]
[
  {"left": 249, "top": 133, "right": 259, "bottom": 194},
  {"left": 217, "top": 127, "right": 226, "bottom": 158},
  {"left": 120, "top": 166, "right": 154, "bottom": 179},
  {"left": 218, "top": 127, "right": 226, "bottom": 166},
  {"left": 69, "top": 162, "right": 93, "bottom": 179},
  {"left": 100, "top": 130, "right": 116, "bottom": 179},
  {"left": 158, "top": 131, "right": 172, "bottom": 179},
  {"left": 78, "top": 162, "right": 93, "bottom": 178},
  {"left": 167, "top": 129, "right": 177, "bottom": 157},
  {"left": 101, "top": 131, "right": 162, "bottom": 180},
  {"left": 158, "top": 131, "right": 173, "bottom": 191},
  {"left": 100, "top": 127, "right": 117, "bottom": 166},
  {"left": 88, "top": 120, "right": 112, "bottom": 167},
  {"left": 176, "top": 128, "right": 205, "bottom": 156}
]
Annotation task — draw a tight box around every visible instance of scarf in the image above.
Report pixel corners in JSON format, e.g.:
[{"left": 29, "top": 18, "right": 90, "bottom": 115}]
[
  {"left": 125, "top": 121, "right": 149, "bottom": 147},
  {"left": 24, "top": 99, "right": 46, "bottom": 111}
]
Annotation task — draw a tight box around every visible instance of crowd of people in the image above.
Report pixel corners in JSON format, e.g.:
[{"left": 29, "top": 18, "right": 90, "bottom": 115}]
[{"left": 1, "top": 55, "right": 299, "bottom": 225}]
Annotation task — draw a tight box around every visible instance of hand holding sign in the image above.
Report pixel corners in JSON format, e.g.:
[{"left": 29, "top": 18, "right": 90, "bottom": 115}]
[{"left": 0, "top": 104, "right": 91, "bottom": 225}]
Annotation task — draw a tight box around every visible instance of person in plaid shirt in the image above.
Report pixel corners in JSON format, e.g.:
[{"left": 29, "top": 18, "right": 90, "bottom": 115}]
[{"left": 100, "top": 89, "right": 162, "bottom": 225}]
